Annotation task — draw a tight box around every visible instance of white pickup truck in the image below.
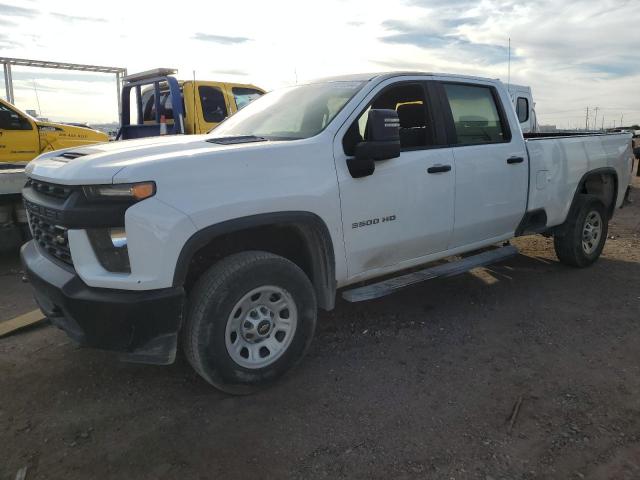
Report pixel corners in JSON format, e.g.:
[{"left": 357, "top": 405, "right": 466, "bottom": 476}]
[{"left": 21, "top": 71, "right": 634, "bottom": 393}]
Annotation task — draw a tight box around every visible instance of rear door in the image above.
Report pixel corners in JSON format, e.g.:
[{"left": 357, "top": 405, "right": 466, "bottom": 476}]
[
  {"left": 0, "top": 101, "right": 39, "bottom": 162},
  {"left": 437, "top": 80, "right": 528, "bottom": 248}
]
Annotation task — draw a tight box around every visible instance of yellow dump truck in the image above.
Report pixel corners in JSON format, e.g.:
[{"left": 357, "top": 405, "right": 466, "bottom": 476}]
[{"left": 0, "top": 97, "right": 108, "bottom": 250}]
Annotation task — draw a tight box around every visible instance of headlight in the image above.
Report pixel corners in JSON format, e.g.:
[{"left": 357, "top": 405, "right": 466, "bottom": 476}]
[
  {"left": 87, "top": 227, "right": 130, "bottom": 273},
  {"left": 83, "top": 182, "right": 155, "bottom": 202}
]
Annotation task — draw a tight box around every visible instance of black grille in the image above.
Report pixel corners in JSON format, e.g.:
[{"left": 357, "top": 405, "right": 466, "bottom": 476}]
[
  {"left": 25, "top": 179, "right": 75, "bottom": 199},
  {"left": 28, "top": 211, "right": 72, "bottom": 265}
]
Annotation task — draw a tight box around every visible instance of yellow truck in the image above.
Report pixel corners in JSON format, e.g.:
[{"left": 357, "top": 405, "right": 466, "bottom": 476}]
[
  {"left": 0, "top": 98, "right": 108, "bottom": 162},
  {"left": 0, "top": 69, "right": 264, "bottom": 249},
  {"left": 118, "top": 69, "right": 264, "bottom": 139},
  {"left": 0, "top": 98, "right": 108, "bottom": 250}
]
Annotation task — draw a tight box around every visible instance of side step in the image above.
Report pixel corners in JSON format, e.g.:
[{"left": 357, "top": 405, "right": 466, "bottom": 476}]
[{"left": 342, "top": 245, "right": 518, "bottom": 303}]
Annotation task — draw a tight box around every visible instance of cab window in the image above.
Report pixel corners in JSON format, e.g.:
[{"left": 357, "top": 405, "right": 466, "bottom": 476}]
[
  {"left": 343, "top": 83, "right": 434, "bottom": 155},
  {"left": 516, "top": 97, "right": 529, "bottom": 123},
  {"left": 199, "top": 86, "right": 228, "bottom": 123},
  {"left": 142, "top": 91, "right": 174, "bottom": 121},
  {"left": 0, "top": 103, "right": 33, "bottom": 130},
  {"left": 443, "top": 83, "right": 509, "bottom": 145},
  {"left": 232, "top": 87, "right": 263, "bottom": 110}
]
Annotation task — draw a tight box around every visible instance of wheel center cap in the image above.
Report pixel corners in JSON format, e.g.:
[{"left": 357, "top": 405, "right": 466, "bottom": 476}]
[{"left": 257, "top": 320, "right": 271, "bottom": 336}]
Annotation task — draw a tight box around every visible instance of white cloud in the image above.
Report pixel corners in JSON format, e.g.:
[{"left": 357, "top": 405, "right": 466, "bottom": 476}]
[{"left": 1, "top": 0, "right": 639, "bottom": 128}]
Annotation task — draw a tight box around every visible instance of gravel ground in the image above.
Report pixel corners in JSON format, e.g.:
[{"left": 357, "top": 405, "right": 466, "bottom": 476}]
[{"left": 1, "top": 170, "right": 639, "bottom": 480}]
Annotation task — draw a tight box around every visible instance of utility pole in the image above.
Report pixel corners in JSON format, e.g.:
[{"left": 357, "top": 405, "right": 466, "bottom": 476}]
[
  {"left": 593, "top": 107, "right": 599, "bottom": 131},
  {"left": 601, "top": 115, "right": 604, "bottom": 131},
  {"left": 585, "top": 107, "right": 589, "bottom": 131},
  {"left": 620, "top": 113, "right": 624, "bottom": 128}
]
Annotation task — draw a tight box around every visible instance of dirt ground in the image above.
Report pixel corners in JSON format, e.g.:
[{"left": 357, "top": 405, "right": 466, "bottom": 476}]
[{"left": 1, "top": 170, "right": 639, "bottom": 480}]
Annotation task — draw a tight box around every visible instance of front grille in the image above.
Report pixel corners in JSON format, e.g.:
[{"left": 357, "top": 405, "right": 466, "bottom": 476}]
[
  {"left": 27, "top": 210, "right": 72, "bottom": 265},
  {"left": 25, "top": 179, "right": 75, "bottom": 199}
]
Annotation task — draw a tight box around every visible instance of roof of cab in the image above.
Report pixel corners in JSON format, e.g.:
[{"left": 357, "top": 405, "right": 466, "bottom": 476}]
[
  {"left": 309, "top": 71, "right": 501, "bottom": 85},
  {"left": 311, "top": 71, "right": 432, "bottom": 83}
]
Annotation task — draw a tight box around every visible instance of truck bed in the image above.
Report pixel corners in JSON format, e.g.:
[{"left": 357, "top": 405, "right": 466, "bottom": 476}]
[{"left": 524, "top": 132, "right": 633, "bottom": 228}]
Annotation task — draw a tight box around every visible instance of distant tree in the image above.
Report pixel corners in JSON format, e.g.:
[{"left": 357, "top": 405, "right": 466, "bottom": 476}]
[{"left": 631, "top": 124, "right": 640, "bottom": 130}]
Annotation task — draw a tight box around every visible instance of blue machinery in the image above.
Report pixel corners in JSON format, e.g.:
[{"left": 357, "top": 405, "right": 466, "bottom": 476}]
[{"left": 117, "top": 68, "right": 186, "bottom": 140}]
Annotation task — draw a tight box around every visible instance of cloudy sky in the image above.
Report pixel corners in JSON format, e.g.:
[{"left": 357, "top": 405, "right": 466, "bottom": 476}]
[{"left": 1, "top": 0, "right": 639, "bottom": 128}]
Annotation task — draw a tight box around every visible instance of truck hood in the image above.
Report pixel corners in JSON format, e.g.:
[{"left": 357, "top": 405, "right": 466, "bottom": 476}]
[
  {"left": 36, "top": 120, "right": 103, "bottom": 135},
  {"left": 25, "top": 135, "right": 247, "bottom": 184}
]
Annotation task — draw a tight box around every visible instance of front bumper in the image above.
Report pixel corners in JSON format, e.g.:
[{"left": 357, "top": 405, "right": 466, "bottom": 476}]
[{"left": 21, "top": 241, "right": 185, "bottom": 365}]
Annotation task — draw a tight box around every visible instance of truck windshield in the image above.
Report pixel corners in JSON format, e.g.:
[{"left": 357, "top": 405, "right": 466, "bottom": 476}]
[{"left": 209, "top": 81, "right": 364, "bottom": 140}]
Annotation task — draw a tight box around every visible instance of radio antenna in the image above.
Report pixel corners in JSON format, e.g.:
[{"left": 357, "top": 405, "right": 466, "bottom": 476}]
[
  {"left": 32, "top": 79, "right": 42, "bottom": 117},
  {"left": 507, "top": 37, "right": 511, "bottom": 89},
  {"left": 193, "top": 70, "right": 198, "bottom": 134}
]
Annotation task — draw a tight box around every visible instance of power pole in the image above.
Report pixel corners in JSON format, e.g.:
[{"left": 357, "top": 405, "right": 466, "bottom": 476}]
[
  {"left": 585, "top": 107, "right": 589, "bottom": 131},
  {"left": 620, "top": 113, "right": 624, "bottom": 128},
  {"left": 601, "top": 115, "right": 604, "bottom": 131},
  {"left": 593, "top": 107, "right": 599, "bottom": 131}
]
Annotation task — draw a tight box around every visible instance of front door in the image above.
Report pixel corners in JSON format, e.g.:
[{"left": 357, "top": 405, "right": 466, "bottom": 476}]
[
  {"left": 334, "top": 80, "right": 455, "bottom": 278},
  {"left": 437, "top": 81, "right": 528, "bottom": 248},
  {"left": 0, "top": 102, "right": 38, "bottom": 162}
]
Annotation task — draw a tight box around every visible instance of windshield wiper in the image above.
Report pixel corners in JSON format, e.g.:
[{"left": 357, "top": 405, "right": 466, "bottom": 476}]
[{"left": 206, "top": 135, "right": 269, "bottom": 145}]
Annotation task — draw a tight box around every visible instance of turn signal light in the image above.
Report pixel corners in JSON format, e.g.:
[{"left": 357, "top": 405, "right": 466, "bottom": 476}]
[{"left": 83, "top": 182, "right": 156, "bottom": 202}]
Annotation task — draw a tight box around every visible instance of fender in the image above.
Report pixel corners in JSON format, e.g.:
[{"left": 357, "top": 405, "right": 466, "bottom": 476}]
[
  {"left": 518, "top": 167, "right": 619, "bottom": 237},
  {"left": 551, "top": 167, "right": 619, "bottom": 236},
  {"left": 172, "top": 211, "right": 336, "bottom": 310}
]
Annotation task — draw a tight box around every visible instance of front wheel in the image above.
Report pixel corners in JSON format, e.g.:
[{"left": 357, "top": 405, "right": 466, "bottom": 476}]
[
  {"left": 553, "top": 195, "right": 608, "bottom": 267},
  {"left": 182, "top": 251, "right": 317, "bottom": 394}
]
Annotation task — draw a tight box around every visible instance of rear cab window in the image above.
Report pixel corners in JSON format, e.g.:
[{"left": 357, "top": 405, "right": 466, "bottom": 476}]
[
  {"left": 442, "top": 83, "right": 511, "bottom": 146},
  {"left": 142, "top": 90, "right": 175, "bottom": 122}
]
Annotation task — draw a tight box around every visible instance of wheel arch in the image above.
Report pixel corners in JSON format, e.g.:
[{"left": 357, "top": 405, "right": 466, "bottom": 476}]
[
  {"left": 570, "top": 167, "right": 618, "bottom": 219},
  {"left": 172, "top": 211, "right": 336, "bottom": 311},
  {"left": 551, "top": 167, "right": 618, "bottom": 237}
]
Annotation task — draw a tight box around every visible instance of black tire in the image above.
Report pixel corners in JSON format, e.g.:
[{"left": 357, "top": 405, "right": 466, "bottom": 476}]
[
  {"left": 182, "top": 251, "right": 317, "bottom": 394},
  {"left": 553, "top": 194, "right": 608, "bottom": 267}
]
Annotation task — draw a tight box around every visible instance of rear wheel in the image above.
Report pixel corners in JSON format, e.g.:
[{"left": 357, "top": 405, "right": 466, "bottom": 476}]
[
  {"left": 553, "top": 195, "right": 608, "bottom": 267},
  {"left": 183, "top": 251, "right": 317, "bottom": 394}
]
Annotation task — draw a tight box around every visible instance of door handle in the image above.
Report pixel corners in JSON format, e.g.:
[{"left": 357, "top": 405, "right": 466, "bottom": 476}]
[
  {"left": 427, "top": 164, "right": 452, "bottom": 174},
  {"left": 507, "top": 156, "right": 524, "bottom": 164}
]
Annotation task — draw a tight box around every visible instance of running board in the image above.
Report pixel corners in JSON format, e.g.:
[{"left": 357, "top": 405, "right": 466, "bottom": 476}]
[{"left": 342, "top": 245, "right": 519, "bottom": 303}]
